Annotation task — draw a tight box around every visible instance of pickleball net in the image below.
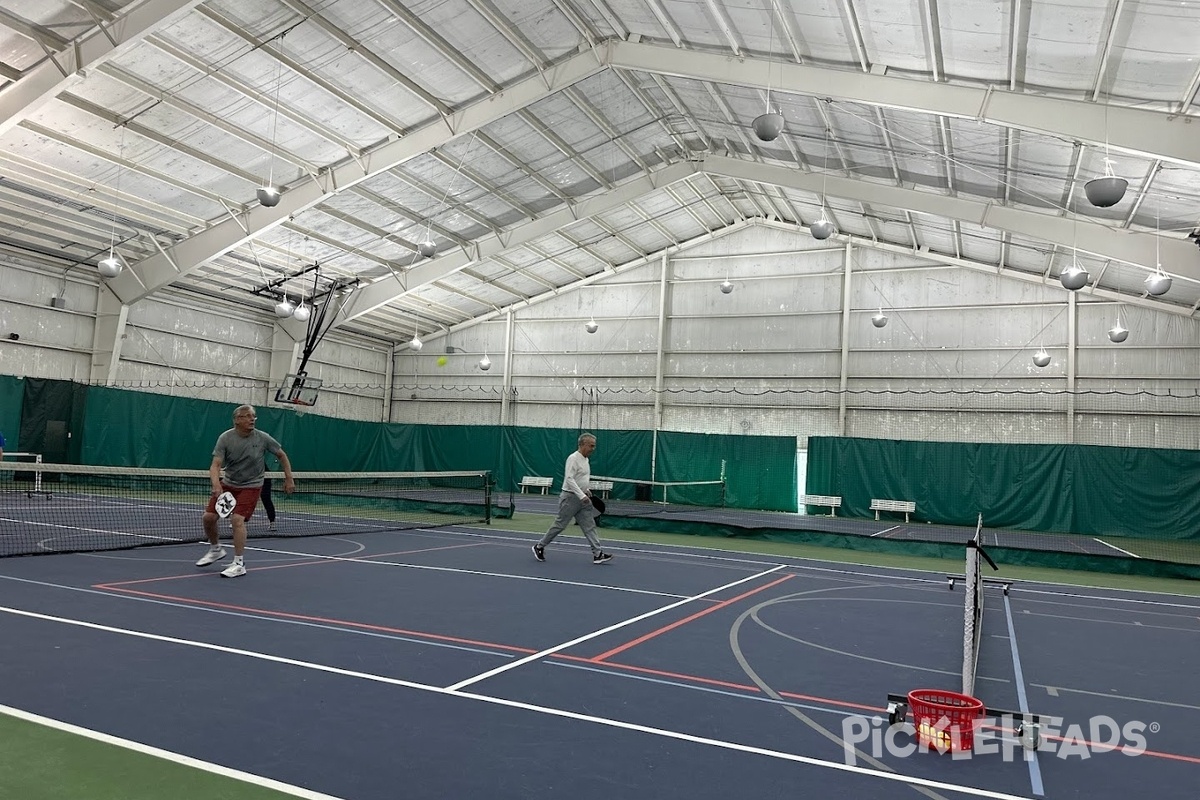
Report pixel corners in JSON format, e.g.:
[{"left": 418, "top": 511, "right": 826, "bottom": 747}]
[
  {"left": 0, "top": 462, "right": 495, "bottom": 557},
  {"left": 962, "top": 512, "right": 986, "bottom": 697}
]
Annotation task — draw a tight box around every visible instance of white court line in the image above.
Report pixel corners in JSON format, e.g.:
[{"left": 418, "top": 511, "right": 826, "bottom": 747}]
[
  {"left": 0, "top": 703, "right": 348, "bottom": 800},
  {"left": 445, "top": 565, "right": 787, "bottom": 692},
  {"left": 0, "top": 605, "right": 1036, "bottom": 800},
  {"left": 243, "top": 543, "right": 692, "bottom": 599},
  {"left": 870, "top": 526, "right": 900, "bottom": 537},
  {"left": 1091, "top": 538, "right": 1140, "bottom": 558}
]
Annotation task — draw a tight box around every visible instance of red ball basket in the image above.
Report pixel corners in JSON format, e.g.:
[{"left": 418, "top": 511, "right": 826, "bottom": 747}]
[{"left": 907, "top": 689, "right": 984, "bottom": 753}]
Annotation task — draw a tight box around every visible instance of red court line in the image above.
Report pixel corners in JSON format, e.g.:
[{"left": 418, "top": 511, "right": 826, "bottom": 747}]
[
  {"left": 96, "top": 542, "right": 486, "bottom": 588},
  {"left": 559, "top": 655, "right": 881, "bottom": 712},
  {"left": 94, "top": 584, "right": 539, "bottom": 654},
  {"left": 590, "top": 573, "right": 795, "bottom": 662},
  {"left": 981, "top": 724, "right": 1200, "bottom": 765}
]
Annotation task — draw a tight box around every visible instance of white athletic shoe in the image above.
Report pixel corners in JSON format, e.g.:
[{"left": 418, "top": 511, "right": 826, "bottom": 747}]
[
  {"left": 195, "top": 547, "right": 227, "bottom": 567},
  {"left": 268, "top": 521, "right": 277, "bottom": 532},
  {"left": 221, "top": 562, "right": 246, "bottom": 578}
]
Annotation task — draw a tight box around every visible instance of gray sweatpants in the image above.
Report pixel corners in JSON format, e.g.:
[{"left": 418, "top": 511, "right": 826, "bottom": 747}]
[{"left": 537, "top": 493, "right": 602, "bottom": 554}]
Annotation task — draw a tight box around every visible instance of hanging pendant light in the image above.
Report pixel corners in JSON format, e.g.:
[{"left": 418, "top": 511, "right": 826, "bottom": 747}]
[
  {"left": 871, "top": 308, "right": 888, "bottom": 328},
  {"left": 274, "top": 297, "right": 295, "bottom": 318},
  {"left": 812, "top": 126, "right": 836, "bottom": 240},
  {"left": 292, "top": 302, "right": 311, "bottom": 323},
  {"left": 751, "top": 4, "right": 784, "bottom": 142},
  {"left": 752, "top": 112, "right": 785, "bottom": 143},
  {"left": 585, "top": 317, "right": 599, "bottom": 334},
  {"left": 99, "top": 126, "right": 127, "bottom": 279},
  {"left": 1084, "top": 158, "right": 1127, "bottom": 208},
  {"left": 1107, "top": 318, "right": 1129, "bottom": 343},
  {"left": 719, "top": 278, "right": 734, "bottom": 294},
  {"left": 1032, "top": 348, "right": 1052, "bottom": 368},
  {"left": 479, "top": 354, "right": 492, "bottom": 371},
  {"left": 1144, "top": 210, "right": 1171, "bottom": 296},
  {"left": 1059, "top": 252, "right": 1089, "bottom": 291},
  {"left": 258, "top": 35, "right": 286, "bottom": 208},
  {"left": 418, "top": 239, "right": 437, "bottom": 259}
]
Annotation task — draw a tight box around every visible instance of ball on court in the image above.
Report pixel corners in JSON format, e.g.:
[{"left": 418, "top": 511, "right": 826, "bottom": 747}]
[{"left": 437, "top": 356, "right": 448, "bottom": 367}]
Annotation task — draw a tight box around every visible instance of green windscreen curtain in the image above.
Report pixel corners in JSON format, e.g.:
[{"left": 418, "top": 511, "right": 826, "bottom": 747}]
[
  {"left": 0, "top": 374, "right": 22, "bottom": 453},
  {"left": 806, "top": 436, "right": 1200, "bottom": 540},
  {"left": 656, "top": 430, "right": 797, "bottom": 511},
  {"left": 64, "top": 384, "right": 794, "bottom": 511}
]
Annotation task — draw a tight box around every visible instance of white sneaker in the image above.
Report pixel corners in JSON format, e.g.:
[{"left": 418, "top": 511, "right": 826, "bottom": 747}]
[
  {"left": 196, "top": 547, "right": 227, "bottom": 566},
  {"left": 221, "top": 562, "right": 246, "bottom": 578},
  {"left": 268, "top": 521, "right": 277, "bottom": 532}
]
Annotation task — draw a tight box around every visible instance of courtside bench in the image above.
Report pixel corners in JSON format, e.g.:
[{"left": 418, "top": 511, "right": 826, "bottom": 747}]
[
  {"left": 519, "top": 476, "right": 553, "bottom": 494},
  {"left": 871, "top": 498, "right": 916, "bottom": 522},
  {"left": 590, "top": 480, "right": 613, "bottom": 499},
  {"left": 801, "top": 494, "right": 842, "bottom": 516}
]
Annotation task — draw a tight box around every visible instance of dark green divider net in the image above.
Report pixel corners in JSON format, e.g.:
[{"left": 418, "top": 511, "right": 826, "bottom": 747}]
[{"left": 0, "top": 463, "right": 502, "bottom": 557}]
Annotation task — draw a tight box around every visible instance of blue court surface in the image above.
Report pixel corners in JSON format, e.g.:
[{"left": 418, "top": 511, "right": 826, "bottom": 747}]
[{"left": 0, "top": 524, "right": 1196, "bottom": 799}]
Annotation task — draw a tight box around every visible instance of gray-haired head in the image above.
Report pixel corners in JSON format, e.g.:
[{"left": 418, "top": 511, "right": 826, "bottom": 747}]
[
  {"left": 578, "top": 432, "right": 596, "bottom": 446},
  {"left": 234, "top": 404, "right": 256, "bottom": 419}
]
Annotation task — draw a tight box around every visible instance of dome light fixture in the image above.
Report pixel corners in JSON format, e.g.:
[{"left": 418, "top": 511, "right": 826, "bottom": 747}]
[
  {"left": 273, "top": 297, "right": 295, "bottom": 318},
  {"left": 719, "top": 278, "right": 734, "bottom": 294},
  {"left": 409, "top": 333, "right": 423, "bottom": 351},
  {"left": 585, "top": 317, "right": 599, "bottom": 334},
  {"left": 1107, "top": 319, "right": 1129, "bottom": 343},
  {"left": 1059, "top": 255, "right": 1089, "bottom": 291},
  {"left": 1032, "top": 348, "right": 1052, "bottom": 368},
  {"left": 479, "top": 354, "right": 492, "bottom": 371},
  {"left": 1084, "top": 158, "right": 1127, "bottom": 208},
  {"left": 871, "top": 308, "right": 888, "bottom": 328},
  {"left": 752, "top": 112, "right": 785, "bottom": 143},
  {"left": 418, "top": 239, "right": 437, "bottom": 259},
  {"left": 98, "top": 253, "right": 124, "bottom": 279},
  {"left": 291, "top": 302, "right": 311, "bottom": 323}
]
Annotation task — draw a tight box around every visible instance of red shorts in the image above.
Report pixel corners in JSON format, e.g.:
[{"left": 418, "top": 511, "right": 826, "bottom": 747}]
[{"left": 205, "top": 485, "right": 263, "bottom": 520}]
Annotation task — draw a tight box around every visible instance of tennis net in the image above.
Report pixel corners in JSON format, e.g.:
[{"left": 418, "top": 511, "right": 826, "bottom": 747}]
[
  {"left": 962, "top": 513, "right": 985, "bottom": 697},
  {"left": 591, "top": 475, "right": 726, "bottom": 510},
  {"left": 0, "top": 462, "right": 494, "bottom": 557}
]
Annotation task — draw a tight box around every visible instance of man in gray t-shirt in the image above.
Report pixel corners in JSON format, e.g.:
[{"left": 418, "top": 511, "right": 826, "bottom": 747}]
[{"left": 196, "top": 404, "right": 294, "bottom": 578}]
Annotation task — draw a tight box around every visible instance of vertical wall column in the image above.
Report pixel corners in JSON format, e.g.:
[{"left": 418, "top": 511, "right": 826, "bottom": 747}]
[
  {"left": 838, "top": 239, "right": 854, "bottom": 435},
  {"left": 382, "top": 342, "right": 395, "bottom": 423},
  {"left": 1066, "top": 290, "right": 1077, "bottom": 443},
  {"left": 89, "top": 285, "right": 129, "bottom": 386},
  {"left": 500, "top": 310, "right": 515, "bottom": 426},
  {"left": 651, "top": 253, "right": 671, "bottom": 481}
]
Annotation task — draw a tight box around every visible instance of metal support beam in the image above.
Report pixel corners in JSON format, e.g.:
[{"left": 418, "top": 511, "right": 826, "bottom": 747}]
[
  {"left": 89, "top": 285, "right": 128, "bottom": 385},
  {"left": 606, "top": 40, "right": 1200, "bottom": 167},
  {"left": 99, "top": 44, "right": 608, "bottom": 305},
  {"left": 0, "top": 0, "right": 206, "bottom": 139},
  {"left": 705, "top": 155, "right": 1200, "bottom": 281}
]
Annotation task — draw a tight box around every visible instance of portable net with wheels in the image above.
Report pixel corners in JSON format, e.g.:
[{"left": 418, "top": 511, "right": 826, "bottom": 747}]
[{"left": 907, "top": 689, "right": 985, "bottom": 752}]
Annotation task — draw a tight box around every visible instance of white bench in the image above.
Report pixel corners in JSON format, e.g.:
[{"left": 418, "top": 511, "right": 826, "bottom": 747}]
[
  {"left": 871, "top": 498, "right": 916, "bottom": 523},
  {"left": 590, "top": 480, "right": 613, "bottom": 499},
  {"left": 802, "top": 494, "right": 842, "bottom": 516},
  {"left": 519, "top": 476, "right": 553, "bottom": 494}
]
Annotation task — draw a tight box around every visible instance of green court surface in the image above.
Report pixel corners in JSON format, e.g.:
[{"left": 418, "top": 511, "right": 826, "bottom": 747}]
[{"left": 0, "top": 709, "right": 321, "bottom": 800}]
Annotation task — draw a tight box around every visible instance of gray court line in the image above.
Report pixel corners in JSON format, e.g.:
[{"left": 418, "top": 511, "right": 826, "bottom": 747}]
[
  {"left": 1029, "top": 684, "right": 1200, "bottom": 712},
  {"left": 1002, "top": 592, "right": 1045, "bottom": 797},
  {"left": 0, "top": 602, "right": 1037, "bottom": 800},
  {"left": 0, "top": 574, "right": 513, "bottom": 658},
  {"left": 1017, "top": 608, "right": 1200, "bottom": 634},
  {"left": 243, "top": 544, "right": 694, "bottom": 599}
]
